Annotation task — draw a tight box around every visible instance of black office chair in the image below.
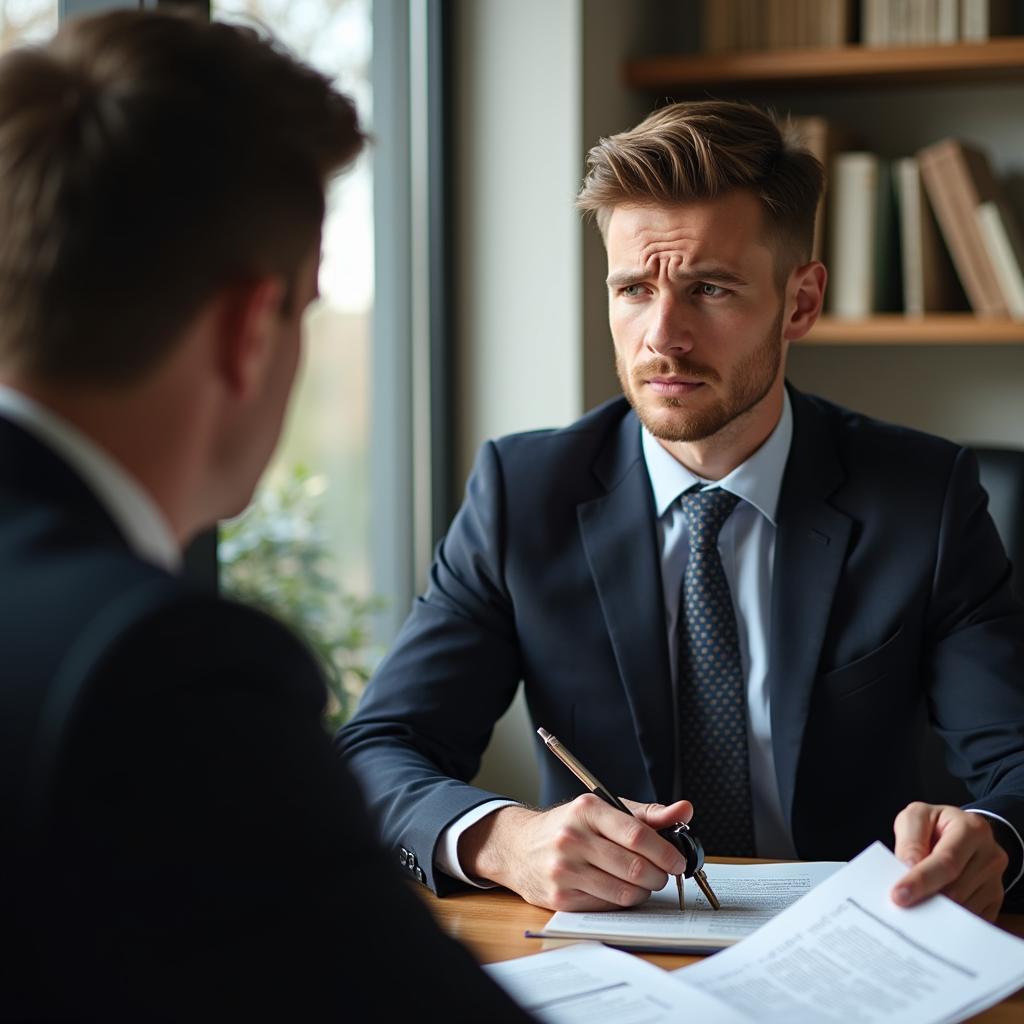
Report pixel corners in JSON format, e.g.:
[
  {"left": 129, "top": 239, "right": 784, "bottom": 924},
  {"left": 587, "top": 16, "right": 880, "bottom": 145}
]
[
  {"left": 974, "top": 446, "right": 1024, "bottom": 606},
  {"left": 918, "top": 445, "right": 1024, "bottom": 817}
]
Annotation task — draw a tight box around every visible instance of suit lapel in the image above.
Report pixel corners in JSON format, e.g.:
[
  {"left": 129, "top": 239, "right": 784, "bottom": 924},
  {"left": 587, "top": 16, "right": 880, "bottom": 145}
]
[
  {"left": 577, "top": 411, "right": 675, "bottom": 802},
  {"left": 769, "top": 388, "right": 851, "bottom": 828}
]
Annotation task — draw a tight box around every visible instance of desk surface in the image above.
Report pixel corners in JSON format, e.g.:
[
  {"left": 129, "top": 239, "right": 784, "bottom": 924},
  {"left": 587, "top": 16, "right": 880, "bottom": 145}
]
[{"left": 421, "top": 880, "right": 1024, "bottom": 1023}]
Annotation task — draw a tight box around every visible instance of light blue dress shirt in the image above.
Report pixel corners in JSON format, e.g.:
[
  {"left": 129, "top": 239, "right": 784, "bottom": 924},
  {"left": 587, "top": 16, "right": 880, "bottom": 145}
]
[{"left": 644, "top": 390, "right": 796, "bottom": 858}]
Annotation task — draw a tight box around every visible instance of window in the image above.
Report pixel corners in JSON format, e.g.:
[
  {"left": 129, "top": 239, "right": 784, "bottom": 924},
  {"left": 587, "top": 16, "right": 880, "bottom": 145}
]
[
  {"left": 214, "top": 0, "right": 379, "bottom": 724},
  {"left": 1, "top": 0, "right": 57, "bottom": 48}
]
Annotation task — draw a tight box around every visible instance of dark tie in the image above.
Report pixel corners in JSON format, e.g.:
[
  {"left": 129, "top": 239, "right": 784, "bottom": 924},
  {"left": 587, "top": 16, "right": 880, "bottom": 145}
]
[{"left": 676, "top": 486, "right": 756, "bottom": 857}]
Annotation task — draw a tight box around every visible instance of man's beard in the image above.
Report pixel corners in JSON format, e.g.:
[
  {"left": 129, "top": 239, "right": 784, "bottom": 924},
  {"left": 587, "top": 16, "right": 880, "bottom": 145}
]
[{"left": 617, "top": 304, "right": 784, "bottom": 444}]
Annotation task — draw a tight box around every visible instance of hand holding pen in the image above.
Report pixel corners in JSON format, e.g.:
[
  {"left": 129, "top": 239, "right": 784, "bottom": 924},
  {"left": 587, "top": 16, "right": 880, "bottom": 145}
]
[
  {"left": 537, "top": 727, "right": 721, "bottom": 911},
  {"left": 456, "top": 739, "right": 699, "bottom": 911}
]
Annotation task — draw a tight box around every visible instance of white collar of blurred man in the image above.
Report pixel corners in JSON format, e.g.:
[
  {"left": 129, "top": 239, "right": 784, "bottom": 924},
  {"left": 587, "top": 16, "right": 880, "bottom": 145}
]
[{"left": 0, "top": 243, "right": 321, "bottom": 553}]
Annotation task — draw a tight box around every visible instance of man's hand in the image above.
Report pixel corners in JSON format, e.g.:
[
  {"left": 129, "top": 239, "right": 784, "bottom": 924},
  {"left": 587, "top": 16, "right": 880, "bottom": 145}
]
[
  {"left": 891, "top": 802, "right": 1009, "bottom": 922},
  {"left": 458, "top": 795, "right": 693, "bottom": 911}
]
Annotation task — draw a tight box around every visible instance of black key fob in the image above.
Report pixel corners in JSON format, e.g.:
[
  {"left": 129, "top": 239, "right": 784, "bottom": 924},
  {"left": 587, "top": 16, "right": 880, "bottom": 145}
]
[{"left": 659, "top": 821, "right": 705, "bottom": 879}]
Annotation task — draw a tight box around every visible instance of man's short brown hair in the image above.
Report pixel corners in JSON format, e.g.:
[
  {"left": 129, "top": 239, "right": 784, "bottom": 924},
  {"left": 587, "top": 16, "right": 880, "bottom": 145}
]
[
  {"left": 0, "top": 9, "right": 364, "bottom": 383},
  {"left": 576, "top": 100, "right": 823, "bottom": 285}
]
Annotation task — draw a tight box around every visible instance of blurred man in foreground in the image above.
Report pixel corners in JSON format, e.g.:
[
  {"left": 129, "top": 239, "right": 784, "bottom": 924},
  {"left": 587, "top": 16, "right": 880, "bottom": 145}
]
[{"left": 0, "top": 11, "right": 533, "bottom": 1021}]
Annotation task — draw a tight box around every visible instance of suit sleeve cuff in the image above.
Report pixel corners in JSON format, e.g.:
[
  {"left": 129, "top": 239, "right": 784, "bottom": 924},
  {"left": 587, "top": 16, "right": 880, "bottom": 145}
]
[
  {"left": 965, "top": 808, "right": 1024, "bottom": 892},
  {"left": 435, "top": 799, "right": 521, "bottom": 888}
]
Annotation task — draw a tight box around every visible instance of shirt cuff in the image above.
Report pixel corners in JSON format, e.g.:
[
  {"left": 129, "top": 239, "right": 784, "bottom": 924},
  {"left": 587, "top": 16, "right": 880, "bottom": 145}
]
[
  {"left": 965, "top": 808, "right": 1024, "bottom": 892},
  {"left": 434, "top": 799, "right": 521, "bottom": 888}
]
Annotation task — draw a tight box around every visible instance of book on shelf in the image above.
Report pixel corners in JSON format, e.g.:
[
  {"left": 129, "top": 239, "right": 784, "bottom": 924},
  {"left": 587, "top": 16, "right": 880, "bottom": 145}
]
[
  {"left": 894, "top": 156, "right": 964, "bottom": 314},
  {"left": 917, "top": 138, "right": 1010, "bottom": 316},
  {"left": 827, "top": 152, "right": 901, "bottom": 317},
  {"left": 961, "top": 0, "right": 1016, "bottom": 40},
  {"left": 700, "top": 0, "right": 1018, "bottom": 51},
  {"left": 786, "top": 115, "right": 851, "bottom": 263},
  {"left": 937, "top": 0, "right": 959, "bottom": 42},
  {"left": 976, "top": 201, "right": 1024, "bottom": 319},
  {"left": 862, "top": 0, "right": 888, "bottom": 45},
  {"left": 821, "top": 0, "right": 856, "bottom": 46},
  {"left": 862, "top": 0, "right": 1019, "bottom": 45},
  {"left": 702, "top": 0, "right": 733, "bottom": 52},
  {"left": 701, "top": 0, "right": 854, "bottom": 51}
]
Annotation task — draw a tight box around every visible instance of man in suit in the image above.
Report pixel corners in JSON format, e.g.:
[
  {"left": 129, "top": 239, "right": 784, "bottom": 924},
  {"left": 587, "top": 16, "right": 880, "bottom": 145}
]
[
  {"left": 339, "top": 100, "right": 1024, "bottom": 923},
  {"left": 0, "top": 10, "right": 534, "bottom": 1021}
]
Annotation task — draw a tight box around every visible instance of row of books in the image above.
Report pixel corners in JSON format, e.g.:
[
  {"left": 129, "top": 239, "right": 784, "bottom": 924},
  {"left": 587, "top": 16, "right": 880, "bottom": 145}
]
[
  {"left": 700, "top": 0, "right": 1016, "bottom": 52},
  {"left": 798, "top": 118, "right": 1024, "bottom": 319},
  {"left": 862, "top": 0, "right": 1016, "bottom": 45}
]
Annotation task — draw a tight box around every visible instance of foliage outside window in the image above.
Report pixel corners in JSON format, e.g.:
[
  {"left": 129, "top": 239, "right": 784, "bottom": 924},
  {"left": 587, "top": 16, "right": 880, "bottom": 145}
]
[{"left": 219, "top": 466, "right": 384, "bottom": 729}]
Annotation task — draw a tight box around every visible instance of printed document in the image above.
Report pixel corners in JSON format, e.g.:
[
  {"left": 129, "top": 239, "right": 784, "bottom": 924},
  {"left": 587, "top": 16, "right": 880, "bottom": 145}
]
[
  {"left": 675, "top": 842, "right": 1024, "bottom": 1023},
  {"left": 531, "top": 860, "right": 843, "bottom": 951},
  {"left": 485, "top": 942, "right": 744, "bottom": 1024}
]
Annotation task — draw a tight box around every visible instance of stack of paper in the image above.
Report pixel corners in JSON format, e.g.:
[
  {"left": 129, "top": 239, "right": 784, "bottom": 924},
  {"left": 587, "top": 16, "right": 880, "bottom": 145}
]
[
  {"left": 530, "top": 860, "right": 843, "bottom": 952},
  {"left": 488, "top": 843, "right": 1024, "bottom": 1024}
]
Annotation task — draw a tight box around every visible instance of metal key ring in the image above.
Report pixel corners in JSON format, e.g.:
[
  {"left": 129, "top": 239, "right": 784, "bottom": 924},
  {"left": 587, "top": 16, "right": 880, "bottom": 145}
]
[{"left": 659, "top": 821, "right": 705, "bottom": 879}]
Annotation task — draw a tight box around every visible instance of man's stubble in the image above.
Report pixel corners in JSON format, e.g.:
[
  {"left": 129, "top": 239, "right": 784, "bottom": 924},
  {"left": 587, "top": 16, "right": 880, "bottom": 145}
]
[{"left": 617, "top": 302, "right": 785, "bottom": 445}]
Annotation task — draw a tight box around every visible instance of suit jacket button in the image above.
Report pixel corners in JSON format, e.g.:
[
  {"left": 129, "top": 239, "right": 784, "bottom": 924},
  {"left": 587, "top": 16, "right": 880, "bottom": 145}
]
[
  {"left": 415, "top": 867, "right": 425, "bottom": 884},
  {"left": 399, "top": 847, "right": 409, "bottom": 868},
  {"left": 407, "top": 851, "right": 418, "bottom": 869}
]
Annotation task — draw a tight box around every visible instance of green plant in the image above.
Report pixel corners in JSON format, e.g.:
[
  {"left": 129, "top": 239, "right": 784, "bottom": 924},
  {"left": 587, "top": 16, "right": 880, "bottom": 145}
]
[{"left": 219, "top": 465, "right": 385, "bottom": 729}]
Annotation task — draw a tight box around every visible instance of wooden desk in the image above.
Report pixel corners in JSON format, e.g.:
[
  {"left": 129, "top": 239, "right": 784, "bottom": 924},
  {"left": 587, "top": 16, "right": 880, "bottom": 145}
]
[{"left": 422, "top": 884, "right": 1024, "bottom": 1022}]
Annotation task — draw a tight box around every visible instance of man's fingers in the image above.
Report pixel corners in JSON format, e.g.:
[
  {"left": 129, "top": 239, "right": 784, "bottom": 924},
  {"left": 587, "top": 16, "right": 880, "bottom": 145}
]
[
  {"left": 623, "top": 797, "right": 694, "bottom": 829},
  {"left": 893, "top": 845, "right": 966, "bottom": 906},
  {"left": 892, "top": 801, "right": 937, "bottom": 867},
  {"left": 579, "top": 830, "right": 673, "bottom": 895},
  {"left": 978, "top": 897, "right": 1004, "bottom": 924},
  {"left": 547, "top": 881, "right": 639, "bottom": 913},
  {"left": 939, "top": 842, "right": 1008, "bottom": 918},
  {"left": 582, "top": 795, "right": 687, "bottom": 876},
  {"left": 892, "top": 812, "right": 979, "bottom": 907}
]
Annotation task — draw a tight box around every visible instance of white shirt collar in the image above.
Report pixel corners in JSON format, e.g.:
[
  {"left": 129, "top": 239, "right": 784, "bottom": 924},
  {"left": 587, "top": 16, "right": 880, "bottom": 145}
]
[
  {"left": 641, "top": 389, "right": 794, "bottom": 526},
  {"left": 0, "top": 385, "right": 181, "bottom": 573}
]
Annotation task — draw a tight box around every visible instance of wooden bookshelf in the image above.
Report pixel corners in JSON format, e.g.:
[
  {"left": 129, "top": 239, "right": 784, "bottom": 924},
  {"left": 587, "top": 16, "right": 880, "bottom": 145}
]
[
  {"left": 803, "top": 314, "right": 1024, "bottom": 345},
  {"left": 625, "top": 39, "right": 1024, "bottom": 92}
]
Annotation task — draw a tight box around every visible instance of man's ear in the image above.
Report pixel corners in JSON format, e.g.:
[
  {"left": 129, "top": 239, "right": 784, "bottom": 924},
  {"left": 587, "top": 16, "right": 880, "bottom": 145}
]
[
  {"left": 783, "top": 261, "right": 827, "bottom": 343},
  {"left": 215, "top": 277, "right": 286, "bottom": 400}
]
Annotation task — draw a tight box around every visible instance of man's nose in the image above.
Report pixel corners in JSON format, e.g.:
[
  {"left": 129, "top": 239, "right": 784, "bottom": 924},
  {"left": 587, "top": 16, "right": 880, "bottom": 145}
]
[{"left": 644, "top": 293, "right": 695, "bottom": 357}]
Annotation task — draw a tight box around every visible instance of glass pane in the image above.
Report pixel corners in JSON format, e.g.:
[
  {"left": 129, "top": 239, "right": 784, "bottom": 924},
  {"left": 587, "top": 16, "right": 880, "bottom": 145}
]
[
  {"left": 1, "top": 0, "right": 58, "bottom": 49},
  {"left": 213, "top": 0, "right": 376, "bottom": 726}
]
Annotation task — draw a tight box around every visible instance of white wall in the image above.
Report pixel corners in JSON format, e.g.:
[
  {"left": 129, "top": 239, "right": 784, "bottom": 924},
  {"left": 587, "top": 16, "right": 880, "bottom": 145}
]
[
  {"left": 453, "top": 0, "right": 584, "bottom": 477},
  {"left": 453, "top": 0, "right": 584, "bottom": 801},
  {"left": 451, "top": 0, "right": 657, "bottom": 800}
]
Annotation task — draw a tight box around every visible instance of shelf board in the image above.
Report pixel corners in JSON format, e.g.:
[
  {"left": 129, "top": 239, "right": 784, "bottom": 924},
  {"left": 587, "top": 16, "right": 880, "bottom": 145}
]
[
  {"left": 625, "top": 39, "right": 1024, "bottom": 92},
  {"left": 802, "top": 315, "right": 1024, "bottom": 345}
]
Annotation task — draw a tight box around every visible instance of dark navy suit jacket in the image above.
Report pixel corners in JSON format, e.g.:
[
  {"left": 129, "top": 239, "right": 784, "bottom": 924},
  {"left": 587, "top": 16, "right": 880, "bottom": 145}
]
[
  {"left": 0, "top": 416, "right": 533, "bottom": 1022},
  {"left": 339, "top": 387, "right": 1024, "bottom": 898}
]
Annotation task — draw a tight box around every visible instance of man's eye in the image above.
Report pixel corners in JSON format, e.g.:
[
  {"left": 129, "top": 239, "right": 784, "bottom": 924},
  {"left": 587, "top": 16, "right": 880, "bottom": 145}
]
[
  {"left": 621, "top": 284, "right": 645, "bottom": 298},
  {"left": 696, "top": 283, "right": 728, "bottom": 298}
]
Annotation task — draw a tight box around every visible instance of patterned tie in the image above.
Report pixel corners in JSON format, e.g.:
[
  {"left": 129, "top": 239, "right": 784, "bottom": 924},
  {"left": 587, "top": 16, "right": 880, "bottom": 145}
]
[{"left": 676, "top": 486, "right": 756, "bottom": 857}]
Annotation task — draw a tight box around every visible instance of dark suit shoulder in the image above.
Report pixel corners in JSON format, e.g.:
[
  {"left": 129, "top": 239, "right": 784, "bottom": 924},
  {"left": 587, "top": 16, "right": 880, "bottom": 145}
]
[
  {"left": 74, "top": 585, "right": 327, "bottom": 713},
  {"left": 791, "top": 390, "right": 966, "bottom": 509},
  {"left": 796, "top": 389, "right": 962, "bottom": 472},
  {"left": 486, "top": 396, "right": 636, "bottom": 497}
]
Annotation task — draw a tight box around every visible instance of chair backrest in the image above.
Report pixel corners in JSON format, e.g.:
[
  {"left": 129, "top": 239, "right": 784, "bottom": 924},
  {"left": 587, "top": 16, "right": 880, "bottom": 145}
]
[
  {"left": 973, "top": 446, "right": 1024, "bottom": 605},
  {"left": 918, "top": 446, "right": 1023, "bottom": 810}
]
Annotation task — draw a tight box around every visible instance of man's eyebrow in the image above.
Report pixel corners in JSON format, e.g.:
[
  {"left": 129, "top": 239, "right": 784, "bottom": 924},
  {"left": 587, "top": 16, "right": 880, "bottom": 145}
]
[{"left": 606, "top": 264, "right": 749, "bottom": 289}]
